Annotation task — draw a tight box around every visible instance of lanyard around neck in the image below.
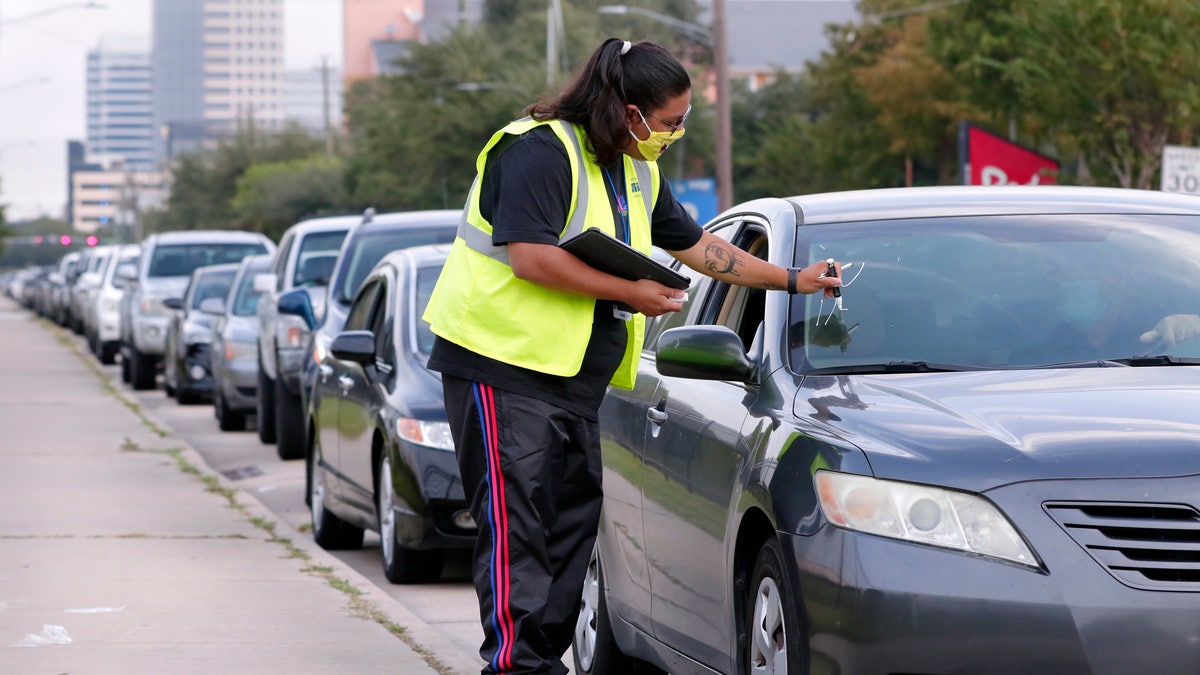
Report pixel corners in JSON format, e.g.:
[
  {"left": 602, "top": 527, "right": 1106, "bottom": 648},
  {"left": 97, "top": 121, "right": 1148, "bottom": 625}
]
[{"left": 602, "top": 166, "right": 630, "bottom": 244}]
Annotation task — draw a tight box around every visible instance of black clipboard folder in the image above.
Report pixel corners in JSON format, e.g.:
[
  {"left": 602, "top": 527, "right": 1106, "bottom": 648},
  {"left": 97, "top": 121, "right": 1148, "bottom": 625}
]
[{"left": 559, "top": 229, "right": 690, "bottom": 290}]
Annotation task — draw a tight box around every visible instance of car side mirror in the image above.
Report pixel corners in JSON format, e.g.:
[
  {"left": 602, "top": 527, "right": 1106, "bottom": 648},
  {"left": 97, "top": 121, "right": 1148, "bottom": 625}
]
[
  {"left": 330, "top": 330, "right": 375, "bottom": 365},
  {"left": 253, "top": 273, "right": 277, "bottom": 294},
  {"left": 655, "top": 325, "right": 755, "bottom": 382},
  {"left": 163, "top": 297, "right": 184, "bottom": 311},
  {"left": 198, "top": 297, "right": 226, "bottom": 315},
  {"left": 277, "top": 288, "right": 316, "bottom": 330},
  {"left": 116, "top": 263, "right": 138, "bottom": 284}
]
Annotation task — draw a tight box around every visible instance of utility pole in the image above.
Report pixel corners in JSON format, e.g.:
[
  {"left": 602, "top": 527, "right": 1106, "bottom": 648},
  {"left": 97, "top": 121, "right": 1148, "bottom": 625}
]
[
  {"left": 320, "top": 56, "right": 334, "bottom": 156},
  {"left": 713, "top": 0, "right": 732, "bottom": 213}
]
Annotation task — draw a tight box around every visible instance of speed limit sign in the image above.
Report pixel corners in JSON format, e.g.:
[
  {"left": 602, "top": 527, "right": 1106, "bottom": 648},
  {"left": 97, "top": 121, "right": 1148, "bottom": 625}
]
[{"left": 1161, "top": 144, "right": 1200, "bottom": 194}]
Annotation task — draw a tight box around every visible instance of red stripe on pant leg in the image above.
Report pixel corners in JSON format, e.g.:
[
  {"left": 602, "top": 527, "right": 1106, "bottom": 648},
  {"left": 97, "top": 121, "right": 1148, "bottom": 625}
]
[{"left": 478, "top": 383, "right": 515, "bottom": 671}]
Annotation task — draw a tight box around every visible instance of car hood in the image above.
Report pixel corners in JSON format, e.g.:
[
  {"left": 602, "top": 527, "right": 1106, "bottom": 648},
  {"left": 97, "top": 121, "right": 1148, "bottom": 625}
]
[
  {"left": 184, "top": 312, "right": 218, "bottom": 332},
  {"left": 796, "top": 368, "right": 1200, "bottom": 492},
  {"left": 139, "top": 277, "right": 189, "bottom": 298},
  {"left": 222, "top": 315, "right": 259, "bottom": 343}
]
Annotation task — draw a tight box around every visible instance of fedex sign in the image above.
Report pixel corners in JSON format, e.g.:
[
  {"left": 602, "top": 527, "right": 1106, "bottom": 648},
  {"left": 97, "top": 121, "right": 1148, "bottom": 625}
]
[{"left": 959, "top": 122, "right": 1059, "bottom": 186}]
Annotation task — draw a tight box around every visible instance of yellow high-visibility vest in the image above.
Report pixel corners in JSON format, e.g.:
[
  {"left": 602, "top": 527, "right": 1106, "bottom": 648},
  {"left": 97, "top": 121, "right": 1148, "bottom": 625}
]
[{"left": 423, "top": 117, "right": 661, "bottom": 390}]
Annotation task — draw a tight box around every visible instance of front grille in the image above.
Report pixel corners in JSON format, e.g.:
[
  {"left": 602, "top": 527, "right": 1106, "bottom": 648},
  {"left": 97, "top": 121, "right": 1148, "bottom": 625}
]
[{"left": 1045, "top": 501, "right": 1200, "bottom": 591}]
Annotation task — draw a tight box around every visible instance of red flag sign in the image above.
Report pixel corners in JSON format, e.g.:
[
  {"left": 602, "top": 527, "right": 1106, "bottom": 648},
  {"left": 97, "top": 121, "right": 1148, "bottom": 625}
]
[{"left": 959, "top": 123, "right": 1059, "bottom": 186}]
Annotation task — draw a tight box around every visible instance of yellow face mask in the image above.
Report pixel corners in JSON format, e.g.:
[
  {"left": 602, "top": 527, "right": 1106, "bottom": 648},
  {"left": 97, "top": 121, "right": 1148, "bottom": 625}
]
[{"left": 630, "top": 109, "right": 685, "bottom": 161}]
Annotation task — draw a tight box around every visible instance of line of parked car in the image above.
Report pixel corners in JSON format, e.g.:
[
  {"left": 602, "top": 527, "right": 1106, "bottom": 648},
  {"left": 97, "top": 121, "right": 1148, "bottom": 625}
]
[
  {"left": 12, "top": 185, "right": 1200, "bottom": 674},
  {"left": 5, "top": 208, "right": 473, "bottom": 585}
]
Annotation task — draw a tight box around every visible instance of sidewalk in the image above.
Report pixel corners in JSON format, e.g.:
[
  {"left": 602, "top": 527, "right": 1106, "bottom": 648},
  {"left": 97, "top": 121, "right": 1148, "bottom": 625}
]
[{"left": 0, "top": 293, "right": 446, "bottom": 674}]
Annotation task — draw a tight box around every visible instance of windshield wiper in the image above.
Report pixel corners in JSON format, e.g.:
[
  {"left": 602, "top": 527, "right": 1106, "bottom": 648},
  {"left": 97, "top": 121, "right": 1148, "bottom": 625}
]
[
  {"left": 1108, "top": 354, "right": 1200, "bottom": 366},
  {"left": 807, "top": 360, "right": 989, "bottom": 375}
]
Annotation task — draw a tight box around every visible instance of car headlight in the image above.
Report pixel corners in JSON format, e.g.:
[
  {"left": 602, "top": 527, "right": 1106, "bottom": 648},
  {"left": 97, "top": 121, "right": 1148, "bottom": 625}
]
[
  {"left": 139, "top": 294, "right": 169, "bottom": 316},
  {"left": 815, "top": 470, "right": 1038, "bottom": 567},
  {"left": 395, "top": 418, "right": 455, "bottom": 451},
  {"left": 225, "top": 340, "right": 257, "bottom": 363}
]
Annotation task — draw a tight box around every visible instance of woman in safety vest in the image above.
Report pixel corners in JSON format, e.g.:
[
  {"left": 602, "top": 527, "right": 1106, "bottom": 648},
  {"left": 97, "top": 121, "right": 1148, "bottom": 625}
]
[{"left": 423, "top": 37, "right": 841, "bottom": 675}]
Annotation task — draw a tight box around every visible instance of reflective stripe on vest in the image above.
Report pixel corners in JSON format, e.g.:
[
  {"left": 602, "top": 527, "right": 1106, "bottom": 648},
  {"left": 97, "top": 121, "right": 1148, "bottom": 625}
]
[{"left": 455, "top": 119, "right": 655, "bottom": 264}]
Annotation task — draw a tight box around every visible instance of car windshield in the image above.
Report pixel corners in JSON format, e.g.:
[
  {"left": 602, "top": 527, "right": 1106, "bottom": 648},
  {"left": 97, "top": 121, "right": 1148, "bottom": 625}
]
[
  {"left": 334, "top": 227, "right": 456, "bottom": 304},
  {"left": 293, "top": 230, "right": 347, "bottom": 287},
  {"left": 791, "top": 213, "right": 1200, "bottom": 373},
  {"left": 231, "top": 269, "right": 266, "bottom": 317},
  {"left": 148, "top": 243, "right": 269, "bottom": 278},
  {"left": 190, "top": 269, "right": 237, "bottom": 309},
  {"left": 411, "top": 265, "right": 443, "bottom": 357}
]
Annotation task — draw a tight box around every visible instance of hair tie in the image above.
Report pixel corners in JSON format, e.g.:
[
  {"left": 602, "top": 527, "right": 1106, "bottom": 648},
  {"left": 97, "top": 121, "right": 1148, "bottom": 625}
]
[{"left": 619, "top": 40, "right": 631, "bottom": 55}]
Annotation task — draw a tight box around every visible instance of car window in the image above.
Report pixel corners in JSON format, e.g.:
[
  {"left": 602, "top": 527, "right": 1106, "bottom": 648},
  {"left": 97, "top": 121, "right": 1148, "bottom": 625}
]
[
  {"left": 272, "top": 232, "right": 295, "bottom": 285},
  {"left": 791, "top": 213, "right": 1200, "bottom": 372},
  {"left": 293, "top": 231, "right": 348, "bottom": 287},
  {"left": 190, "top": 269, "right": 237, "bottom": 309},
  {"left": 345, "top": 279, "right": 382, "bottom": 332},
  {"left": 370, "top": 276, "right": 394, "bottom": 370},
  {"left": 231, "top": 268, "right": 266, "bottom": 317},
  {"left": 412, "top": 265, "right": 442, "bottom": 357},
  {"left": 333, "top": 227, "right": 456, "bottom": 304}
]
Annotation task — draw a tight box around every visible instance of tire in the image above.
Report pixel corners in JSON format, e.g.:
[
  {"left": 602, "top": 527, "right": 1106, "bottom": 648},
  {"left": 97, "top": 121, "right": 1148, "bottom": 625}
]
[
  {"left": 216, "top": 388, "right": 247, "bottom": 431},
  {"left": 177, "top": 384, "right": 200, "bottom": 405},
  {"left": 573, "top": 544, "right": 662, "bottom": 675},
  {"left": 98, "top": 342, "right": 117, "bottom": 366},
  {"left": 129, "top": 346, "right": 157, "bottom": 391},
  {"left": 745, "top": 538, "right": 805, "bottom": 675},
  {"left": 274, "top": 375, "right": 305, "bottom": 460},
  {"left": 309, "top": 440, "right": 364, "bottom": 550},
  {"left": 256, "top": 363, "right": 277, "bottom": 444},
  {"left": 120, "top": 348, "right": 132, "bottom": 383},
  {"left": 378, "top": 455, "right": 443, "bottom": 584}
]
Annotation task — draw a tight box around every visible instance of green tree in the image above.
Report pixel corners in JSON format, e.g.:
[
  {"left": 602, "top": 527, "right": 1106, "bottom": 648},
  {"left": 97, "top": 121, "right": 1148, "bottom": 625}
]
[
  {"left": 231, "top": 155, "right": 349, "bottom": 240},
  {"left": 153, "top": 123, "right": 327, "bottom": 232},
  {"left": 932, "top": 0, "right": 1200, "bottom": 188}
]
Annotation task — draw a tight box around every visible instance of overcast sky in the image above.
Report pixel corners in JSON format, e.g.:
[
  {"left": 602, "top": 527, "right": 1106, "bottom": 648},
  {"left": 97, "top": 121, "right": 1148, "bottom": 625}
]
[{"left": 0, "top": 0, "right": 343, "bottom": 222}]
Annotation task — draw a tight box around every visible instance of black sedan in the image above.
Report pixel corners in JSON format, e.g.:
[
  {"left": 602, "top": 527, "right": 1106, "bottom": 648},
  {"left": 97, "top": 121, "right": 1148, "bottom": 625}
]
[
  {"left": 306, "top": 244, "right": 475, "bottom": 584},
  {"left": 164, "top": 263, "right": 239, "bottom": 404},
  {"left": 573, "top": 186, "right": 1200, "bottom": 675}
]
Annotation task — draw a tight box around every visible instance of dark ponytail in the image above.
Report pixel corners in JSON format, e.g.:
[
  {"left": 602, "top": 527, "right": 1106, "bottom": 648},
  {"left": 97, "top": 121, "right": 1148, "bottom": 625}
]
[{"left": 526, "top": 38, "right": 690, "bottom": 165}]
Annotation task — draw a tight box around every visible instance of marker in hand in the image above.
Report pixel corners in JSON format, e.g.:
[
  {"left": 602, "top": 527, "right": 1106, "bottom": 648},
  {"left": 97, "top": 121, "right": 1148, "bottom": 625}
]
[{"left": 825, "top": 259, "right": 840, "bottom": 298}]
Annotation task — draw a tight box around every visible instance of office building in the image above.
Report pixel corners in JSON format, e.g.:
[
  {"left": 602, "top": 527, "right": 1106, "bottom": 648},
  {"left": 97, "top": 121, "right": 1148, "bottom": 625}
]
[
  {"left": 86, "top": 35, "right": 155, "bottom": 171},
  {"left": 284, "top": 64, "right": 342, "bottom": 134},
  {"left": 152, "top": 0, "right": 285, "bottom": 162},
  {"left": 343, "top": 0, "right": 483, "bottom": 81}
]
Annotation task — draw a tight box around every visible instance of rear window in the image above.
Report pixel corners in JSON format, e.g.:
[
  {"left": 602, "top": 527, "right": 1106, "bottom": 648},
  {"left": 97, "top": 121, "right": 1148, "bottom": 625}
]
[{"left": 148, "top": 242, "right": 269, "bottom": 278}]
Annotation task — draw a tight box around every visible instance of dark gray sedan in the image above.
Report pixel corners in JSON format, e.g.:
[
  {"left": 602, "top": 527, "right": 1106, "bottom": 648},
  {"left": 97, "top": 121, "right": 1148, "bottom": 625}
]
[
  {"left": 306, "top": 244, "right": 474, "bottom": 584},
  {"left": 574, "top": 186, "right": 1200, "bottom": 675}
]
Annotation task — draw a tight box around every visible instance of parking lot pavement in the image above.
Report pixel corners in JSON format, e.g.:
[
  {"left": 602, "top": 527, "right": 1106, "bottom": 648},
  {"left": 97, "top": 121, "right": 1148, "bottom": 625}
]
[{"left": 0, "top": 293, "right": 447, "bottom": 674}]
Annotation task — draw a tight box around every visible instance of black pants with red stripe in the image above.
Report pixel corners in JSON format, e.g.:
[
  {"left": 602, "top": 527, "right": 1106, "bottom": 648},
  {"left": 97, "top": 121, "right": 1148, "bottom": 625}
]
[{"left": 443, "top": 375, "right": 604, "bottom": 675}]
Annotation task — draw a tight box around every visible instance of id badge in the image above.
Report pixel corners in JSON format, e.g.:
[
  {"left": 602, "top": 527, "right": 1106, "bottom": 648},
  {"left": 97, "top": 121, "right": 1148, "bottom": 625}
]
[{"left": 613, "top": 304, "right": 633, "bottom": 321}]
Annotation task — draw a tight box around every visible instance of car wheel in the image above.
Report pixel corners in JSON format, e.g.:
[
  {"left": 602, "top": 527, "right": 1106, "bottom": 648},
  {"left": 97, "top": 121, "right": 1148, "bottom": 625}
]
[
  {"left": 745, "top": 538, "right": 805, "bottom": 675},
  {"left": 177, "top": 383, "right": 200, "bottom": 405},
  {"left": 309, "top": 440, "right": 363, "bottom": 550},
  {"left": 129, "top": 347, "right": 157, "bottom": 391},
  {"left": 120, "top": 349, "right": 132, "bottom": 383},
  {"left": 256, "top": 363, "right": 277, "bottom": 444},
  {"left": 98, "top": 342, "right": 117, "bottom": 366},
  {"left": 573, "top": 543, "right": 661, "bottom": 675},
  {"left": 377, "top": 455, "right": 443, "bottom": 584},
  {"left": 274, "top": 375, "right": 305, "bottom": 460},
  {"left": 216, "top": 389, "right": 247, "bottom": 431}
]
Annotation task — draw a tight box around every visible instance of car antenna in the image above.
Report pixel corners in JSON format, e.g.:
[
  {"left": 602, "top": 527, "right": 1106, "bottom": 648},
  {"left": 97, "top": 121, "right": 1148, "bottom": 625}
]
[{"left": 361, "top": 207, "right": 376, "bottom": 226}]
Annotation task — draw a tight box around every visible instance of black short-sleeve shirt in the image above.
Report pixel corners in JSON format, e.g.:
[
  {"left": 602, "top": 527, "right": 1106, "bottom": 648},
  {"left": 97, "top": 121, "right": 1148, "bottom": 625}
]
[{"left": 429, "top": 125, "right": 703, "bottom": 419}]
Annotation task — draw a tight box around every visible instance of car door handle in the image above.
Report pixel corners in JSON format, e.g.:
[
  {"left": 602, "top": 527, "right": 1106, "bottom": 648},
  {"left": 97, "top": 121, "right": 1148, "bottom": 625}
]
[
  {"left": 318, "top": 364, "right": 334, "bottom": 379},
  {"left": 337, "top": 375, "right": 354, "bottom": 392},
  {"left": 646, "top": 407, "right": 668, "bottom": 424}
]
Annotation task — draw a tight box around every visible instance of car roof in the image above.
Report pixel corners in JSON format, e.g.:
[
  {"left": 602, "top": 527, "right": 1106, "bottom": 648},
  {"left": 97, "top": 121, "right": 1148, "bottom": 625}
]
[
  {"left": 145, "top": 230, "right": 273, "bottom": 245},
  {"left": 285, "top": 214, "right": 361, "bottom": 234},
  {"left": 376, "top": 243, "right": 452, "bottom": 271},
  {"left": 782, "top": 186, "right": 1200, "bottom": 225},
  {"left": 192, "top": 262, "right": 242, "bottom": 278}
]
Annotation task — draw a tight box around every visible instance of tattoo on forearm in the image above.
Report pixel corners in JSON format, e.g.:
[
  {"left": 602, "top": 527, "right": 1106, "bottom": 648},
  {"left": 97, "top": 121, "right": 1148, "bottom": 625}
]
[{"left": 704, "top": 242, "right": 741, "bottom": 277}]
